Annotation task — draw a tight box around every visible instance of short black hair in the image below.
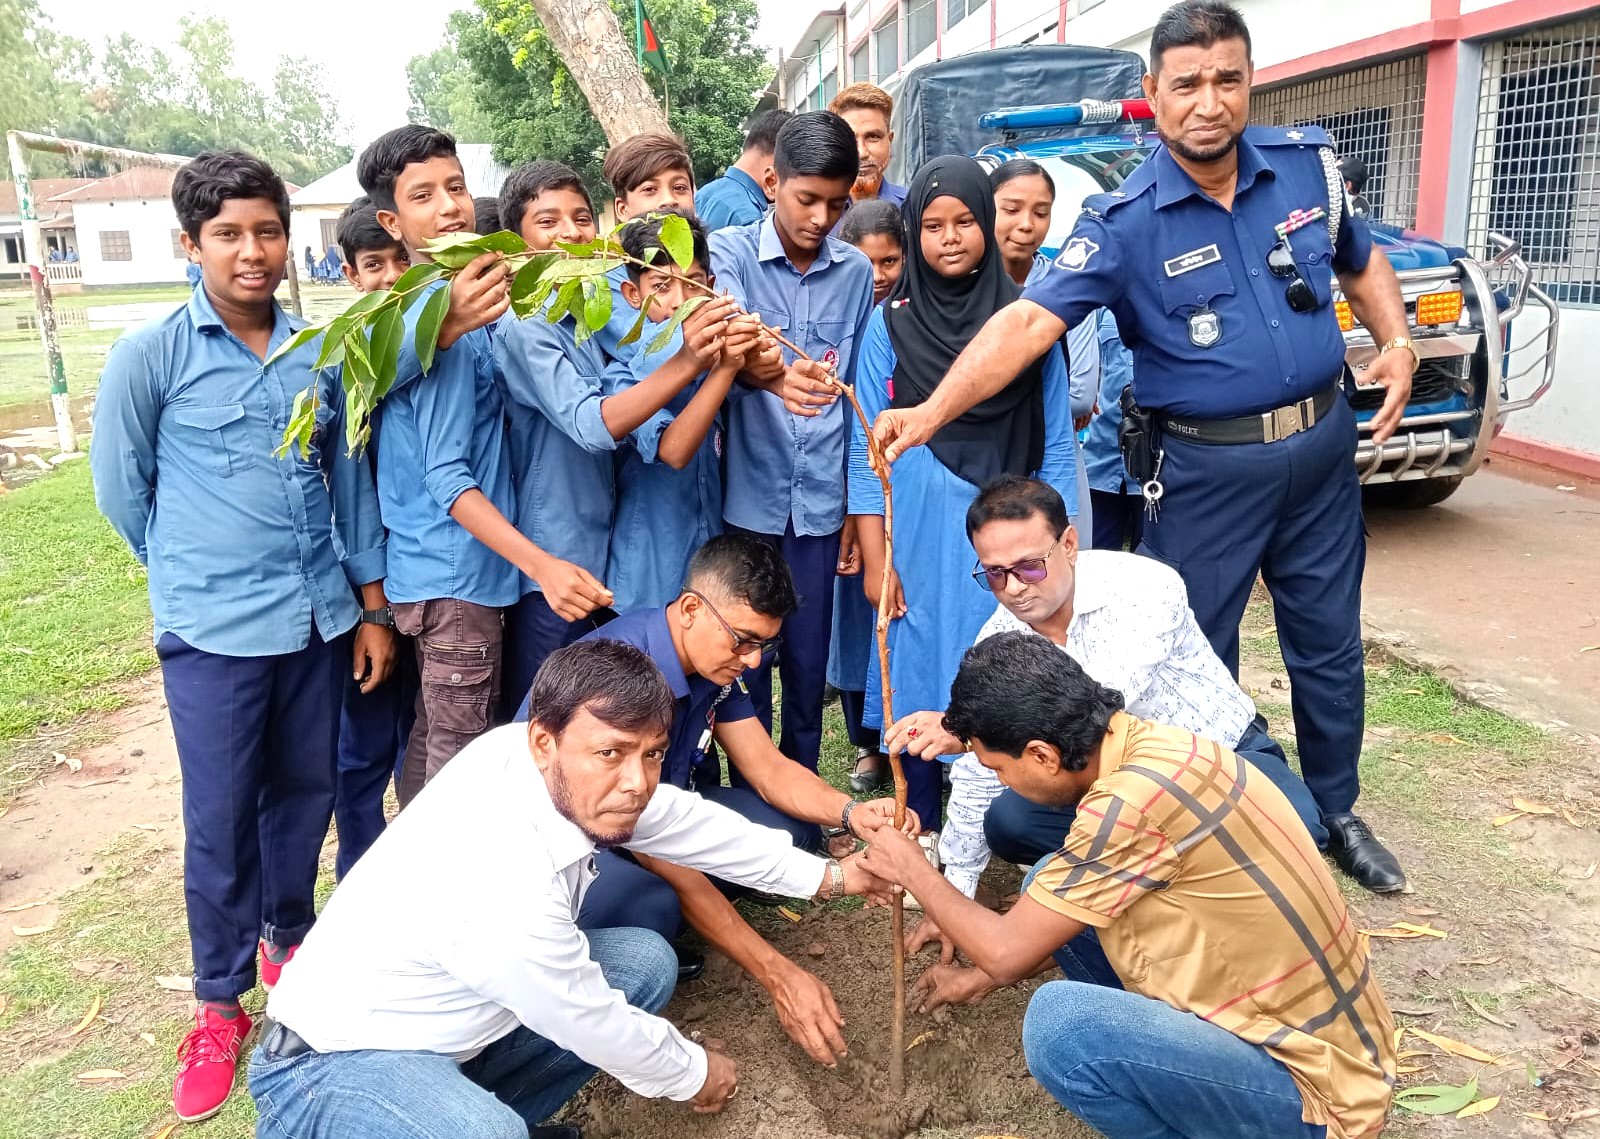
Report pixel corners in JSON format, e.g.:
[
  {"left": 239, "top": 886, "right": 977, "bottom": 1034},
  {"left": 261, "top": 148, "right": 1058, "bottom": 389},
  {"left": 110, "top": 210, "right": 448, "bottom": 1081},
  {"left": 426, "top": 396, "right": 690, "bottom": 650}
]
[
  {"left": 774, "top": 111, "right": 859, "bottom": 183},
  {"left": 619, "top": 206, "right": 709, "bottom": 284},
  {"left": 684, "top": 534, "right": 799, "bottom": 619},
  {"left": 965, "top": 475, "right": 1070, "bottom": 541},
  {"left": 498, "top": 160, "right": 594, "bottom": 237},
  {"left": 473, "top": 196, "right": 501, "bottom": 235},
  {"left": 527, "top": 639, "right": 675, "bottom": 740},
  {"left": 943, "top": 631, "right": 1124, "bottom": 772},
  {"left": 335, "top": 195, "right": 403, "bottom": 261},
  {"left": 990, "top": 158, "right": 1056, "bottom": 199},
  {"left": 172, "top": 150, "right": 290, "bottom": 242},
  {"left": 742, "top": 109, "right": 793, "bottom": 156},
  {"left": 357, "top": 125, "right": 459, "bottom": 213},
  {"left": 1149, "top": 0, "right": 1252, "bottom": 75},
  {"left": 838, "top": 197, "right": 905, "bottom": 249},
  {"left": 1338, "top": 154, "right": 1368, "bottom": 193}
]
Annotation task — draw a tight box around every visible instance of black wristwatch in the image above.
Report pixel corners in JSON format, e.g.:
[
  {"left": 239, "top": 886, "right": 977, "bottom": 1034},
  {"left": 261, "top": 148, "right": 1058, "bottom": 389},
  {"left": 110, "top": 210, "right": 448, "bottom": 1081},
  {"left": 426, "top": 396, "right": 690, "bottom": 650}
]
[{"left": 360, "top": 606, "right": 396, "bottom": 628}]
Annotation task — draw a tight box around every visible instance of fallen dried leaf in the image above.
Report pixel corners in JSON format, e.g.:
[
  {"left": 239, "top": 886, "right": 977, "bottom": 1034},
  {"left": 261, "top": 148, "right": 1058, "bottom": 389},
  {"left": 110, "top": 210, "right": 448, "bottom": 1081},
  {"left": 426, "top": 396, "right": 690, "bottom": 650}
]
[
  {"left": 1396, "top": 1064, "right": 1426, "bottom": 1074},
  {"left": 1523, "top": 1112, "right": 1552, "bottom": 1121},
  {"left": 906, "top": 1030, "right": 937, "bottom": 1052},
  {"left": 75, "top": 1068, "right": 127, "bottom": 1081},
  {"left": 1461, "top": 994, "right": 1514, "bottom": 1029},
  {"left": 1563, "top": 1108, "right": 1600, "bottom": 1124},
  {"left": 52, "top": 751, "right": 82, "bottom": 774},
  {"left": 1407, "top": 1028, "right": 1499, "bottom": 1064},
  {"left": 1580, "top": 644, "right": 1599, "bottom": 653},
  {"left": 1561, "top": 808, "right": 1583, "bottom": 828},
  {"left": 1392, "top": 922, "right": 1448, "bottom": 939},
  {"left": 1403, "top": 688, "right": 1426, "bottom": 696},
  {"left": 0, "top": 899, "right": 45, "bottom": 913},
  {"left": 1512, "top": 797, "right": 1557, "bottom": 816},
  {"left": 154, "top": 975, "right": 192, "bottom": 992},
  {"left": 138, "top": 1032, "right": 156, "bottom": 1045},
  {"left": 149, "top": 1126, "right": 177, "bottom": 1139},
  {"left": 1404, "top": 905, "right": 1442, "bottom": 918},
  {"left": 1459, "top": 955, "right": 1503, "bottom": 967},
  {"left": 12, "top": 921, "right": 54, "bottom": 936},
  {"left": 776, "top": 906, "right": 803, "bottom": 923},
  {"left": 1424, "top": 733, "right": 1466, "bottom": 745},
  {"left": 66, "top": 995, "right": 101, "bottom": 1037},
  {"left": 1491, "top": 812, "right": 1526, "bottom": 828},
  {"left": 131, "top": 823, "right": 159, "bottom": 832},
  {"left": 1457, "top": 1095, "right": 1500, "bottom": 1119},
  {"left": 1364, "top": 926, "right": 1434, "bottom": 940},
  {"left": 1567, "top": 862, "right": 1598, "bottom": 880},
  {"left": 0, "top": 994, "right": 8, "bottom": 1016},
  {"left": 1394, "top": 1027, "right": 1405, "bottom": 1052}
]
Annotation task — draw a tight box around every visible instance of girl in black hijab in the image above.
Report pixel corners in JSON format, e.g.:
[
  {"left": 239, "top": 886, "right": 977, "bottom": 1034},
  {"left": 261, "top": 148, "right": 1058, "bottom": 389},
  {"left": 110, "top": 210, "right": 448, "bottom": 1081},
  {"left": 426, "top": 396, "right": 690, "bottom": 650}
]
[{"left": 846, "top": 154, "right": 1079, "bottom": 831}]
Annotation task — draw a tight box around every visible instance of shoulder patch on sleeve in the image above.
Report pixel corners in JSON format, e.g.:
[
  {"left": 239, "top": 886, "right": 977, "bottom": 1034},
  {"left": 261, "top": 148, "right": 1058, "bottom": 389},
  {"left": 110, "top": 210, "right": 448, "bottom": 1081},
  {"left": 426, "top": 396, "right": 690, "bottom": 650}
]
[{"left": 1054, "top": 235, "right": 1102, "bottom": 272}]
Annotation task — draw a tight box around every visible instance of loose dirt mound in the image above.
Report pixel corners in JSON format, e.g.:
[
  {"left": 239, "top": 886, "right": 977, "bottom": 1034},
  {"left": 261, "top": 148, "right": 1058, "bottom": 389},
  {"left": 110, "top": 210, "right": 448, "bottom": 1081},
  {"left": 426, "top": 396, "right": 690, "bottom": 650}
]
[{"left": 576, "top": 903, "right": 1097, "bottom": 1139}]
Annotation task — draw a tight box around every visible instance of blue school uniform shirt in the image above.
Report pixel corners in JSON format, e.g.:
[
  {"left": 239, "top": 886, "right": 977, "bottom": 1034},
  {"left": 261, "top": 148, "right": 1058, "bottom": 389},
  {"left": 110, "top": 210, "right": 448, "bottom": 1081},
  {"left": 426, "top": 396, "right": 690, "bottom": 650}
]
[
  {"left": 605, "top": 341, "right": 723, "bottom": 612},
  {"left": 91, "top": 287, "right": 386, "bottom": 657},
  {"left": 513, "top": 607, "right": 756, "bottom": 790},
  {"left": 1021, "top": 126, "right": 1372, "bottom": 418},
  {"left": 492, "top": 307, "right": 616, "bottom": 590},
  {"left": 708, "top": 215, "right": 875, "bottom": 538},
  {"left": 1084, "top": 309, "right": 1137, "bottom": 494},
  {"left": 695, "top": 168, "right": 768, "bottom": 232},
  {"left": 375, "top": 281, "right": 521, "bottom": 608}
]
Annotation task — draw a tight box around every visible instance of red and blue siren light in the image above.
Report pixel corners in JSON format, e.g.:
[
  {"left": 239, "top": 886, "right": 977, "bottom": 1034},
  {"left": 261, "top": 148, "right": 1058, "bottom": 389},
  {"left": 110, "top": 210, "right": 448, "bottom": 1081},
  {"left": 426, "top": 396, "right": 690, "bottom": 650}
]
[{"left": 977, "top": 99, "right": 1155, "bottom": 132}]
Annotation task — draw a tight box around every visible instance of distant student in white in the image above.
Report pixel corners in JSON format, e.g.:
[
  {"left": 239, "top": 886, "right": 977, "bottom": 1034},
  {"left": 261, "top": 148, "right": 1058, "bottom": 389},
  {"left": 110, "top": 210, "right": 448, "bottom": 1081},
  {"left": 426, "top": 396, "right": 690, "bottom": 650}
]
[{"left": 248, "top": 639, "right": 887, "bottom": 1139}]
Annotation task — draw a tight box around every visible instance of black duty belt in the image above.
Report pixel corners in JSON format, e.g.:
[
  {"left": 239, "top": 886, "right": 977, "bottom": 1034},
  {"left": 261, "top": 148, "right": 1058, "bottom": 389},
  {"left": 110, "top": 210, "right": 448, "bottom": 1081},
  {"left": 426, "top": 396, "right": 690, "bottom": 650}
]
[
  {"left": 1158, "top": 383, "right": 1339, "bottom": 446},
  {"left": 261, "top": 1020, "right": 317, "bottom": 1060}
]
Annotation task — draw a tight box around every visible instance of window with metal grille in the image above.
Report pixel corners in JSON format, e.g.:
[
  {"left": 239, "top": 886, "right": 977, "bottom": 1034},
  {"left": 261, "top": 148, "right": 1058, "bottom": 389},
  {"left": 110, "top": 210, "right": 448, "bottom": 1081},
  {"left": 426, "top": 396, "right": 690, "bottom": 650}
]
[
  {"left": 852, "top": 42, "right": 869, "bottom": 83},
  {"left": 946, "top": 0, "right": 980, "bottom": 30},
  {"left": 907, "top": 0, "right": 936, "bottom": 59},
  {"left": 874, "top": 15, "right": 899, "bottom": 79},
  {"left": 1252, "top": 54, "right": 1426, "bottom": 229},
  {"left": 100, "top": 230, "right": 132, "bottom": 261},
  {"left": 1467, "top": 16, "right": 1600, "bottom": 306}
]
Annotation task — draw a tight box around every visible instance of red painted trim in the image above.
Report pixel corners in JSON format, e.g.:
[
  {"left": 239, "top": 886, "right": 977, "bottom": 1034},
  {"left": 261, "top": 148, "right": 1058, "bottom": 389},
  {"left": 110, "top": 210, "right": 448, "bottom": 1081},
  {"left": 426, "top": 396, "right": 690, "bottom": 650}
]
[
  {"left": 1058, "top": 0, "right": 1069, "bottom": 42},
  {"left": 1254, "top": 22, "right": 1444, "bottom": 87},
  {"left": 990, "top": 0, "right": 998, "bottom": 48},
  {"left": 1430, "top": 0, "right": 1460, "bottom": 20},
  {"left": 935, "top": 0, "right": 944, "bottom": 58},
  {"left": 1491, "top": 432, "right": 1600, "bottom": 481},
  {"left": 1414, "top": 41, "right": 1458, "bottom": 235},
  {"left": 1456, "top": 0, "right": 1597, "bottom": 39}
]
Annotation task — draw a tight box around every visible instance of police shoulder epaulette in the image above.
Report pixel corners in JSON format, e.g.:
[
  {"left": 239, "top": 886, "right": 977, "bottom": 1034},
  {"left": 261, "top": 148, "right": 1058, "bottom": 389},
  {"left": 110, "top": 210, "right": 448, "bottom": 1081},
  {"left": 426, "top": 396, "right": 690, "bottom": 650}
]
[
  {"left": 1081, "top": 189, "right": 1136, "bottom": 220},
  {"left": 1247, "top": 123, "right": 1332, "bottom": 148}
]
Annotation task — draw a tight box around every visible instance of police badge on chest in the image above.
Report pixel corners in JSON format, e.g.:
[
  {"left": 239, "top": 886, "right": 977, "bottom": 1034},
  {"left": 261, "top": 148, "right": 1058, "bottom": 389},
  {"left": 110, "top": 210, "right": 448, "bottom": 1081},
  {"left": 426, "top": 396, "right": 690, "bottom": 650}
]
[{"left": 1188, "top": 305, "right": 1221, "bottom": 348}]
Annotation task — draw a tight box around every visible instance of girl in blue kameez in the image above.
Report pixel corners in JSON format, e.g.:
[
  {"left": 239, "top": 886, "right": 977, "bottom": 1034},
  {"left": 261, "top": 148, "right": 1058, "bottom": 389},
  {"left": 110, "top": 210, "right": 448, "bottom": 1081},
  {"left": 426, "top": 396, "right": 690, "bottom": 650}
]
[{"left": 849, "top": 155, "right": 1078, "bottom": 831}]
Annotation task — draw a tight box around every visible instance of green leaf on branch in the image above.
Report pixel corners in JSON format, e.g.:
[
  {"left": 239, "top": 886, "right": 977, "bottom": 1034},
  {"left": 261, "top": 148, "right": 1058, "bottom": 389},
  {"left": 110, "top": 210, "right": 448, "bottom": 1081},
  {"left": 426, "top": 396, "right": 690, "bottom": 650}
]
[
  {"left": 659, "top": 214, "right": 694, "bottom": 271},
  {"left": 583, "top": 276, "right": 612, "bottom": 331},
  {"left": 389, "top": 262, "right": 446, "bottom": 299},
  {"left": 1394, "top": 1078, "right": 1479, "bottom": 1115},
  {"left": 414, "top": 285, "right": 452, "bottom": 375},
  {"left": 266, "top": 321, "right": 327, "bottom": 367},
  {"left": 509, "top": 252, "right": 561, "bottom": 310},
  {"left": 646, "top": 294, "right": 709, "bottom": 355},
  {"left": 314, "top": 314, "right": 356, "bottom": 370},
  {"left": 275, "top": 387, "right": 318, "bottom": 460},
  {"left": 513, "top": 277, "right": 557, "bottom": 320},
  {"left": 369, "top": 305, "right": 405, "bottom": 400},
  {"left": 420, "top": 229, "right": 530, "bottom": 270},
  {"left": 616, "top": 304, "right": 650, "bottom": 348},
  {"left": 641, "top": 245, "right": 661, "bottom": 267},
  {"left": 541, "top": 257, "right": 624, "bottom": 284},
  {"left": 556, "top": 239, "right": 596, "bottom": 257},
  {"left": 570, "top": 280, "right": 598, "bottom": 345}
]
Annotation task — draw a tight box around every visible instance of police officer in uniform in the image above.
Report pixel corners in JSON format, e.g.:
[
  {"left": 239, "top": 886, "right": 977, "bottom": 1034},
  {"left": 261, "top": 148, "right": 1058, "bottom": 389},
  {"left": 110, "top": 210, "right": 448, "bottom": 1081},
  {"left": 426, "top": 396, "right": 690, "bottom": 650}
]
[{"left": 874, "top": 0, "right": 1415, "bottom": 893}]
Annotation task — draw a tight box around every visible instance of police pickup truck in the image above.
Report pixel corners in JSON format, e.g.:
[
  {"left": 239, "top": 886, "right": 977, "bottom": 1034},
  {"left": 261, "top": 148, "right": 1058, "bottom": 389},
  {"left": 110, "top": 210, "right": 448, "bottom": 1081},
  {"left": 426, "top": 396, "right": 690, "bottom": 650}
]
[{"left": 890, "top": 46, "right": 1560, "bottom": 507}]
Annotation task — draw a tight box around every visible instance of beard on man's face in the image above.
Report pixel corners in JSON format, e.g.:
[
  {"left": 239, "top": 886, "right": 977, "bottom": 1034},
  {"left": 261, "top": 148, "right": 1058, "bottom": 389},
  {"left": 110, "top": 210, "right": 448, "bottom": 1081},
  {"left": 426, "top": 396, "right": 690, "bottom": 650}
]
[
  {"left": 854, "top": 168, "right": 883, "bottom": 196},
  {"left": 1161, "top": 124, "right": 1242, "bottom": 165},
  {"left": 548, "top": 759, "right": 638, "bottom": 848}
]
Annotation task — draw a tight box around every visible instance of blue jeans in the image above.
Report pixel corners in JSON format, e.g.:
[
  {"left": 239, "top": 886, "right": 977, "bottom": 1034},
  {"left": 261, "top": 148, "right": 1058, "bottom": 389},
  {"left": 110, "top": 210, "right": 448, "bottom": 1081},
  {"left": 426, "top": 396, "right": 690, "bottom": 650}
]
[
  {"left": 1018, "top": 858, "right": 1325, "bottom": 1139},
  {"left": 249, "top": 927, "right": 677, "bottom": 1139}
]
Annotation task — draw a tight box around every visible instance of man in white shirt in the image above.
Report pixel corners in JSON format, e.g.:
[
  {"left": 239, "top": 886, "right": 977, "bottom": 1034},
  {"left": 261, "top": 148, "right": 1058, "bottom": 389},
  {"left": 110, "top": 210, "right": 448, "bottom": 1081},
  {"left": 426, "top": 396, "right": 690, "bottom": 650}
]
[
  {"left": 887, "top": 476, "right": 1328, "bottom": 914},
  {"left": 249, "top": 639, "right": 885, "bottom": 1139}
]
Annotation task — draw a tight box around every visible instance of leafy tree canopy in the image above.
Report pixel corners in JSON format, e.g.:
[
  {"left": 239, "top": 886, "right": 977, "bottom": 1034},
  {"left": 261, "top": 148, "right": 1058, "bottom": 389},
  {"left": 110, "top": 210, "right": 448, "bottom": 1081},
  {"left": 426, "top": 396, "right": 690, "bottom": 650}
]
[{"left": 428, "top": 0, "right": 772, "bottom": 202}]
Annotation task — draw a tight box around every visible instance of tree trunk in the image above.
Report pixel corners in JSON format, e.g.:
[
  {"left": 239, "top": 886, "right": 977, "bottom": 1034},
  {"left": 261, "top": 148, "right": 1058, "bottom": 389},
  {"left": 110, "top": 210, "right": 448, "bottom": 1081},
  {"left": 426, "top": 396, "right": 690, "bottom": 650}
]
[{"left": 527, "top": 0, "right": 672, "bottom": 145}]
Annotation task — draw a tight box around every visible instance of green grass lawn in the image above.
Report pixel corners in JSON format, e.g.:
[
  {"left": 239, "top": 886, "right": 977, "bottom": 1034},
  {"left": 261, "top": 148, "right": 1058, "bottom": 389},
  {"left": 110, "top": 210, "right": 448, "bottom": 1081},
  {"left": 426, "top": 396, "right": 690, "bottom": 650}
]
[{"left": 0, "top": 461, "right": 152, "bottom": 775}]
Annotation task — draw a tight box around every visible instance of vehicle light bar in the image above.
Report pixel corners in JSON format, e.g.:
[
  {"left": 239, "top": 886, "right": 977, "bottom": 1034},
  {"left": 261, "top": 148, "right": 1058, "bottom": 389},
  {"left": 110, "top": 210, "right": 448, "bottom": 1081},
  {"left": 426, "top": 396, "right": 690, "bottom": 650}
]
[
  {"left": 978, "top": 99, "right": 1155, "bottom": 132},
  {"left": 1415, "top": 289, "right": 1463, "bottom": 326}
]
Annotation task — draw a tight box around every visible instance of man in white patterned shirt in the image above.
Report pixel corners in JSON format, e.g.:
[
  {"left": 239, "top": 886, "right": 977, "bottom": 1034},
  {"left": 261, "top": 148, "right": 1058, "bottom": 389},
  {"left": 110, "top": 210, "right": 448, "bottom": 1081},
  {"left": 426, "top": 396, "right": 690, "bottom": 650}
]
[
  {"left": 250, "top": 640, "right": 886, "bottom": 1139},
  {"left": 887, "top": 477, "right": 1327, "bottom": 907}
]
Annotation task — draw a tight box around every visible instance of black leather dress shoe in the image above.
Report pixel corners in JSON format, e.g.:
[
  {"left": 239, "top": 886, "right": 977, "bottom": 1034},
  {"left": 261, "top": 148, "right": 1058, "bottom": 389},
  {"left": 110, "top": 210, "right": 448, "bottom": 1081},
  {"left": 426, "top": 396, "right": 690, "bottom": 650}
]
[
  {"left": 675, "top": 944, "right": 705, "bottom": 982},
  {"left": 1325, "top": 814, "right": 1406, "bottom": 894},
  {"left": 530, "top": 1125, "right": 582, "bottom": 1139}
]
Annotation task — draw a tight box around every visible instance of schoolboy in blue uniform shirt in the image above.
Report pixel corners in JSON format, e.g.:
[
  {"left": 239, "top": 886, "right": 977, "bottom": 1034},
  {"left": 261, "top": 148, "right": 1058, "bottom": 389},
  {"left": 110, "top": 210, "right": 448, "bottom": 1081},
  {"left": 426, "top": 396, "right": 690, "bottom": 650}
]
[
  {"left": 328, "top": 197, "right": 418, "bottom": 879},
  {"left": 607, "top": 209, "right": 764, "bottom": 612},
  {"left": 694, "top": 110, "right": 789, "bottom": 231},
  {"left": 92, "top": 150, "right": 392, "bottom": 1124},
  {"left": 871, "top": 0, "right": 1416, "bottom": 895},
  {"left": 359, "top": 126, "right": 608, "bottom": 803},
  {"left": 707, "top": 111, "right": 876, "bottom": 774},
  {"left": 491, "top": 162, "right": 739, "bottom": 716}
]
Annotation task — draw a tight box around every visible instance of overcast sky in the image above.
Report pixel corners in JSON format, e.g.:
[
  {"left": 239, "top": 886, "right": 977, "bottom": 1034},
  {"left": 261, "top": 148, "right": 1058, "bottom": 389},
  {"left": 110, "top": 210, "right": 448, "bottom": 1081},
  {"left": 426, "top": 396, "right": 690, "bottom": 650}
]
[{"left": 42, "top": 1, "right": 815, "bottom": 153}]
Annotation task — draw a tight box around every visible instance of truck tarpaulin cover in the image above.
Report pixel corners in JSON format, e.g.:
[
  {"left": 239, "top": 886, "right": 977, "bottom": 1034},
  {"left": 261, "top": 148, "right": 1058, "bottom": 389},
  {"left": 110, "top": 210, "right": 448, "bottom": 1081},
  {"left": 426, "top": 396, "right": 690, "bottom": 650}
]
[{"left": 888, "top": 45, "right": 1149, "bottom": 182}]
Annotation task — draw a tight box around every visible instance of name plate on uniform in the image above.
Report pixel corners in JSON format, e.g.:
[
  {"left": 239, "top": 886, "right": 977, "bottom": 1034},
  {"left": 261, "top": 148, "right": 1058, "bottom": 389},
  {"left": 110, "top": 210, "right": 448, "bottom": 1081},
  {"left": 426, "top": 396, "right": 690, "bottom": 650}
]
[{"left": 1163, "top": 244, "right": 1222, "bottom": 277}]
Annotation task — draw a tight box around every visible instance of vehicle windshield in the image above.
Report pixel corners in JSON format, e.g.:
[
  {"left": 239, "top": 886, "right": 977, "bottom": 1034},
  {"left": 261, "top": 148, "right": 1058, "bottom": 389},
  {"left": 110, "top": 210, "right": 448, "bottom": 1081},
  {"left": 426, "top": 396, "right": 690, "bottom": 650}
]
[{"left": 981, "top": 146, "right": 1151, "bottom": 253}]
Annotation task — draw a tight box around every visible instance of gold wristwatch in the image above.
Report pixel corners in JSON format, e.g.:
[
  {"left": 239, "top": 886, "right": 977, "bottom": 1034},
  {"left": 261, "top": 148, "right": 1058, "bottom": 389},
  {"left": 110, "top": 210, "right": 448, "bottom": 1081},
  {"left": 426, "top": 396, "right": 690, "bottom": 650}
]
[{"left": 1379, "top": 336, "right": 1420, "bottom": 371}]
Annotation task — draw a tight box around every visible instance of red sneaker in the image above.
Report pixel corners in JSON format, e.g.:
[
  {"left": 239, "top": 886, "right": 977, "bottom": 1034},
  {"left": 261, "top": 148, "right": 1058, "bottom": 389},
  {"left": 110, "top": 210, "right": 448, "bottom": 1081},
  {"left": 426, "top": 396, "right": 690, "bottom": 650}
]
[
  {"left": 172, "top": 1003, "right": 253, "bottom": 1122},
  {"left": 258, "top": 939, "right": 298, "bottom": 992}
]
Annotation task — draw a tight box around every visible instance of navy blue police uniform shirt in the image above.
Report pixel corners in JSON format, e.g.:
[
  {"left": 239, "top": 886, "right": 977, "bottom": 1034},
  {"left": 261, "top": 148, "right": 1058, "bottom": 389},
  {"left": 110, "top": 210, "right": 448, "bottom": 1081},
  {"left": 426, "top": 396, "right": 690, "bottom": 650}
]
[
  {"left": 1023, "top": 125, "right": 1373, "bottom": 419},
  {"left": 512, "top": 607, "right": 757, "bottom": 789}
]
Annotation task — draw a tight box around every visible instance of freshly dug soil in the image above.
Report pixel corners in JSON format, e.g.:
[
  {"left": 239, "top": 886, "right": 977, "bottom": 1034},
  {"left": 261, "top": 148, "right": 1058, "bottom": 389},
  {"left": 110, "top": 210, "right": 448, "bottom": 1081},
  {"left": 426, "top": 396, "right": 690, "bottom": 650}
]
[{"left": 575, "top": 901, "right": 1099, "bottom": 1139}]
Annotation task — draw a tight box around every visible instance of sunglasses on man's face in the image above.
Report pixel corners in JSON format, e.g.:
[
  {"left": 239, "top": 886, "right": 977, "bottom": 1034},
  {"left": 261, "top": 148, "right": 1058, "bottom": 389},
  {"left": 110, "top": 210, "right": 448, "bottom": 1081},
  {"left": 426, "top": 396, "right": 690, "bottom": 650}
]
[
  {"left": 1267, "top": 236, "right": 1318, "bottom": 314},
  {"left": 972, "top": 537, "right": 1062, "bottom": 592}
]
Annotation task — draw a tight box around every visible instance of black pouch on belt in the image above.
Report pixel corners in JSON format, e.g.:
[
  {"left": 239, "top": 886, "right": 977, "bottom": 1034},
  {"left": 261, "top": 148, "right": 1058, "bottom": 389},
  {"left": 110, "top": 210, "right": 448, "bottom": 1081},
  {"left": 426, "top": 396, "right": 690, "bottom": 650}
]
[{"left": 1118, "top": 385, "right": 1161, "bottom": 485}]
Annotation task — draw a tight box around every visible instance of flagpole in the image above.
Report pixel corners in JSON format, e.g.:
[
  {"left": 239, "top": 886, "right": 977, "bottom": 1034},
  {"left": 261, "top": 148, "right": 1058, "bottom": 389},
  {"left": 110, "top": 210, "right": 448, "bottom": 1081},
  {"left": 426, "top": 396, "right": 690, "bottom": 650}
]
[{"left": 634, "top": 0, "right": 644, "bottom": 65}]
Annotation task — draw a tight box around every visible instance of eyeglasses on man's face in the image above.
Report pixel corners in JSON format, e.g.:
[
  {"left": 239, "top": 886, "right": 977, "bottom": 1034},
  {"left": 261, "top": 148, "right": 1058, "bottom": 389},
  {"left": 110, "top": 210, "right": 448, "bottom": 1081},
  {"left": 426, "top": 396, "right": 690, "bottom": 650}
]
[
  {"left": 688, "top": 590, "right": 782, "bottom": 657},
  {"left": 971, "top": 536, "right": 1063, "bottom": 592}
]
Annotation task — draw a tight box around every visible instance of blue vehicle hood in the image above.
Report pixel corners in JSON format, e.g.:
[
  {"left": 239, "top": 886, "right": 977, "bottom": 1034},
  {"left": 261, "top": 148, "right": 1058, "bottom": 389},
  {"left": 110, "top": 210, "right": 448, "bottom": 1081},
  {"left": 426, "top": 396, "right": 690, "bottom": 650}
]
[{"left": 1369, "top": 224, "right": 1463, "bottom": 270}]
